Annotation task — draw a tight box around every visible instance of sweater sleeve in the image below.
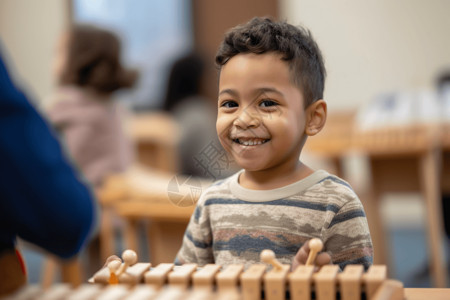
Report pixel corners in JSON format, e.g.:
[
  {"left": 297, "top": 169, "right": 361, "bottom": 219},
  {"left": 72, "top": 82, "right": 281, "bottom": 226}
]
[
  {"left": 175, "top": 197, "right": 214, "bottom": 266},
  {"left": 322, "top": 192, "right": 374, "bottom": 270},
  {"left": 0, "top": 52, "right": 98, "bottom": 259}
]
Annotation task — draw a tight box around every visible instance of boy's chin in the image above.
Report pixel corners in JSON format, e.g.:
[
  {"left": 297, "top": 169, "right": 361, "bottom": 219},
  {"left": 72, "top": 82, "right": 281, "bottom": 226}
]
[{"left": 234, "top": 159, "right": 268, "bottom": 172}]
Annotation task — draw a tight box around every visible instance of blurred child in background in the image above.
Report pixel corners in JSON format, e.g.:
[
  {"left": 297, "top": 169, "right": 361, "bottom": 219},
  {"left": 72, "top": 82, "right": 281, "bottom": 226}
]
[
  {"left": 46, "top": 24, "right": 138, "bottom": 187},
  {"left": 162, "top": 52, "right": 235, "bottom": 179}
]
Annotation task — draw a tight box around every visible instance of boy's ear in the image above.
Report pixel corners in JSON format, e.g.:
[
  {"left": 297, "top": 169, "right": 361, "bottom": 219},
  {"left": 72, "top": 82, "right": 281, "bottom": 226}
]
[{"left": 305, "top": 99, "right": 327, "bottom": 136}]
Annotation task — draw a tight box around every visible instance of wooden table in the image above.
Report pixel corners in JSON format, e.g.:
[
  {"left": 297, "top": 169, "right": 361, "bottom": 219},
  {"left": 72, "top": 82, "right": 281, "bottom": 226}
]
[
  {"left": 405, "top": 288, "right": 450, "bottom": 299},
  {"left": 126, "top": 112, "right": 180, "bottom": 172},
  {"left": 96, "top": 165, "right": 209, "bottom": 265},
  {"left": 305, "top": 112, "right": 449, "bottom": 288}
]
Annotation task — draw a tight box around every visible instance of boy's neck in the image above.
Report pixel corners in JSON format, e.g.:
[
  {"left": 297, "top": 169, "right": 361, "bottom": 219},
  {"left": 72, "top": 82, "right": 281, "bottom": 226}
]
[{"left": 239, "top": 161, "right": 314, "bottom": 190}]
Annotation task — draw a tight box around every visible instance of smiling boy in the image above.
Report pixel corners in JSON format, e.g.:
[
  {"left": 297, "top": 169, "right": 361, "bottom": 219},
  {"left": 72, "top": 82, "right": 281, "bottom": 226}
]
[{"left": 175, "top": 17, "right": 373, "bottom": 270}]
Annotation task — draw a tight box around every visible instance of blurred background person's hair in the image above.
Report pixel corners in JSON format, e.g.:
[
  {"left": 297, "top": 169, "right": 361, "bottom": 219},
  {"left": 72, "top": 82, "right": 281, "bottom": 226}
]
[
  {"left": 436, "top": 69, "right": 450, "bottom": 245},
  {"left": 46, "top": 24, "right": 138, "bottom": 187},
  {"left": 162, "top": 52, "right": 234, "bottom": 179},
  {"left": 437, "top": 70, "right": 450, "bottom": 95},
  {"left": 55, "top": 24, "right": 137, "bottom": 94},
  {"left": 162, "top": 52, "right": 205, "bottom": 112}
]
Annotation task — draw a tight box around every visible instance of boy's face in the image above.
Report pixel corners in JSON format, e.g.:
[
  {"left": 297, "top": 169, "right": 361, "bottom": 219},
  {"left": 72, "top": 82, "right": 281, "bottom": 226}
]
[{"left": 217, "top": 52, "right": 307, "bottom": 173}]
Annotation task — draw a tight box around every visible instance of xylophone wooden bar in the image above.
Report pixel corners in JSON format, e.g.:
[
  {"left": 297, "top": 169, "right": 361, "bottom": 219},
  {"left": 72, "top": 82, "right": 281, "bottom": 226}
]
[
  {"left": 64, "top": 284, "right": 102, "bottom": 300},
  {"left": 144, "top": 263, "right": 174, "bottom": 288},
  {"left": 119, "top": 263, "right": 151, "bottom": 285},
  {"left": 216, "top": 264, "right": 244, "bottom": 293},
  {"left": 34, "top": 284, "right": 72, "bottom": 300},
  {"left": 362, "top": 265, "right": 387, "bottom": 299},
  {"left": 95, "top": 285, "right": 130, "bottom": 300},
  {"left": 313, "top": 265, "right": 340, "bottom": 300},
  {"left": 288, "top": 265, "right": 315, "bottom": 300},
  {"left": 123, "top": 285, "right": 158, "bottom": 300},
  {"left": 240, "top": 264, "right": 267, "bottom": 300},
  {"left": 264, "top": 264, "right": 290, "bottom": 300},
  {"left": 192, "top": 264, "right": 222, "bottom": 290},
  {"left": 167, "top": 263, "right": 197, "bottom": 289},
  {"left": 338, "top": 265, "right": 364, "bottom": 300}
]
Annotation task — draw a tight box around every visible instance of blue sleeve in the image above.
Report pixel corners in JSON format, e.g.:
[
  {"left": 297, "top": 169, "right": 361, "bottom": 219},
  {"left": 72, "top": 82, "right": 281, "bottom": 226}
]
[{"left": 0, "top": 52, "right": 98, "bottom": 259}]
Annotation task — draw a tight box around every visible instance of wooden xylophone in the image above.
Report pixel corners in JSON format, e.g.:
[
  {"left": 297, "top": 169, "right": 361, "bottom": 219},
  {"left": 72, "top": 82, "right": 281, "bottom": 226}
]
[
  {"left": 6, "top": 263, "right": 403, "bottom": 300},
  {"left": 90, "top": 262, "right": 404, "bottom": 300},
  {"left": 3, "top": 245, "right": 404, "bottom": 300}
]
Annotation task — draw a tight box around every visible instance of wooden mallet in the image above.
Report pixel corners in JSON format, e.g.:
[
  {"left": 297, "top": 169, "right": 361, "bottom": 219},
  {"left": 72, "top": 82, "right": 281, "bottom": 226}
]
[
  {"left": 116, "top": 249, "right": 138, "bottom": 276},
  {"left": 260, "top": 249, "right": 283, "bottom": 271},
  {"left": 305, "top": 238, "right": 323, "bottom": 266}
]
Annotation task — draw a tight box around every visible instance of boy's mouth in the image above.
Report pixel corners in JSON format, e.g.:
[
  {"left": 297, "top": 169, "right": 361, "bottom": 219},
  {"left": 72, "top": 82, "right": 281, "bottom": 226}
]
[{"left": 232, "top": 138, "right": 270, "bottom": 146}]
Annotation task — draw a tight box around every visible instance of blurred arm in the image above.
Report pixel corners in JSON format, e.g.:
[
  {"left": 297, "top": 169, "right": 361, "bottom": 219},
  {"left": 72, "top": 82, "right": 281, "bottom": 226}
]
[{"left": 0, "top": 52, "right": 97, "bottom": 259}]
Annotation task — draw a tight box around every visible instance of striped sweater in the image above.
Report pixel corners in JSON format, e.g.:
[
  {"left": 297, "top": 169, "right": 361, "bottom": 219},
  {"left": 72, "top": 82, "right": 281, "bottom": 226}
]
[{"left": 175, "top": 170, "right": 373, "bottom": 270}]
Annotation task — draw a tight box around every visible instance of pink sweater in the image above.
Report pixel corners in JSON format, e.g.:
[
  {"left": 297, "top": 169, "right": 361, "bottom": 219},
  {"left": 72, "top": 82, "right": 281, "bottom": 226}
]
[{"left": 47, "top": 86, "right": 133, "bottom": 186}]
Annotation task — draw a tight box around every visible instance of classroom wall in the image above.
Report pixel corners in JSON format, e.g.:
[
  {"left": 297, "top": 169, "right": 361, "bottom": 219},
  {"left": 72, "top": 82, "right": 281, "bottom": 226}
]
[
  {"left": 280, "top": 0, "right": 450, "bottom": 112},
  {"left": 0, "top": 0, "right": 68, "bottom": 103},
  {"left": 2, "top": 0, "right": 449, "bottom": 112},
  {"left": 192, "top": 0, "right": 278, "bottom": 106}
]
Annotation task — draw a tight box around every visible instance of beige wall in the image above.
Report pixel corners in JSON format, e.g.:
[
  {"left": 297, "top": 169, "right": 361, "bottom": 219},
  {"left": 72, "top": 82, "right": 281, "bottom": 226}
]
[
  {"left": 0, "top": 0, "right": 68, "bottom": 103},
  {"left": 280, "top": 0, "right": 450, "bottom": 112},
  {"left": 2, "top": 0, "right": 449, "bottom": 111}
]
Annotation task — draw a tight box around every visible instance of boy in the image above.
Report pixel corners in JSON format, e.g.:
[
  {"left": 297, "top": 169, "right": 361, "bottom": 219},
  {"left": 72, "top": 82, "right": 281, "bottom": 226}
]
[{"left": 175, "top": 17, "right": 373, "bottom": 271}]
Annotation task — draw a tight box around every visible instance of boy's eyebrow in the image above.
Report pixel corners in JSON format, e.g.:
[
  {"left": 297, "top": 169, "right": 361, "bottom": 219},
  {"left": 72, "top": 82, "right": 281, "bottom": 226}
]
[
  {"left": 219, "top": 87, "right": 284, "bottom": 97},
  {"left": 256, "top": 87, "right": 284, "bottom": 97},
  {"left": 218, "top": 89, "right": 238, "bottom": 97}
]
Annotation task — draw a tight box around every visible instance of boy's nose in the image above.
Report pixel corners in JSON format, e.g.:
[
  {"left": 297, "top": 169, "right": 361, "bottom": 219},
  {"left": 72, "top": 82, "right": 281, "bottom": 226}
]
[{"left": 233, "top": 109, "right": 261, "bottom": 129}]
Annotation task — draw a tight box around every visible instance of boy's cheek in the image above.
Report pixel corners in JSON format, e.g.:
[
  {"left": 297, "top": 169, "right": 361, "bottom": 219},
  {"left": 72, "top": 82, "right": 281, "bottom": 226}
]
[
  {"left": 216, "top": 117, "right": 230, "bottom": 139},
  {"left": 216, "top": 130, "right": 235, "bottom": 156},
  {"left": 217, "top": 132, "right": 233, "bottom": 154}
]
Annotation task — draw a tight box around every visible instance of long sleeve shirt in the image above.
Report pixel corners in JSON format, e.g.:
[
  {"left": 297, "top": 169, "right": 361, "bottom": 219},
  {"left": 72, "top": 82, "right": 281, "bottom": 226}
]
[{"left": 175, "top": 169, "right": 373, "bottom": 270}]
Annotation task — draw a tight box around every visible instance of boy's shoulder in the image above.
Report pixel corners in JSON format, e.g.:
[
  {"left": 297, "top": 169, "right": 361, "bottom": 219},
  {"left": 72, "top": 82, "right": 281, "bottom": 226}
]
[
  {"left": 314, "top": 173, "right": 354, "bottom": 193},
  {"left": 313, "top": 173, "right": 364, "bottom": 210}
]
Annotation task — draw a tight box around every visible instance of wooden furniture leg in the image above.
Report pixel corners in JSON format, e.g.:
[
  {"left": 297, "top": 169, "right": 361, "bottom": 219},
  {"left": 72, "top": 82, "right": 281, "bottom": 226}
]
[
  {"left": 147, "top": 221, "right": 189, "bottom": 265},
  {"left": 60, "top": 257, "right": 83, "bottom": 287},
  {"left": 41, "top": 257, "right": 57, "bottom": 289},
  {"left": 124, "top": 218, "right": 139, "bottom": 253},
  {"left": 41, "top": 256, "right": 83, "bottom": 288},
  {"left": 420, "top": 148, "right": 447, "bottom": 287},
  {"left": 361, "top": 184, "right": 388, "bottom": 267},
  {"left": 362, "top": 157, "right": 390, "bottom": 268},
  {"left": 99, "top": 207, "right": 116, "bottom": 262}
]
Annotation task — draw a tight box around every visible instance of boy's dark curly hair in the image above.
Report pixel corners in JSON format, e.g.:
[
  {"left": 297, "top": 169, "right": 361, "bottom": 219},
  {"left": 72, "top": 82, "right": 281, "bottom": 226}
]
[
  {"left": 59, "top": 24, "right": 138, "bottom": 95},
  {"left": 215, "top": 17, "right": 326, "bottom": 107}
]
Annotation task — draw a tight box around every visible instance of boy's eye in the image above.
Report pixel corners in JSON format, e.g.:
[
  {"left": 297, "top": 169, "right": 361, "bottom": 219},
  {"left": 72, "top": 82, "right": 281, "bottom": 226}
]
[
  {"left": 259, "top": 99, "right": 278, "bottom": 107},
  {"left": 221, "top": 100, "right": 238, "bottom": 108}
]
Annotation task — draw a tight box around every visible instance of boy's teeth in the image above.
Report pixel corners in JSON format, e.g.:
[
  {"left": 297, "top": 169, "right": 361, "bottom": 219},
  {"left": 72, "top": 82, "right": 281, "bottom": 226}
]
[{"left": 238, "top": 139, "right": 265, "bottom": 146}]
